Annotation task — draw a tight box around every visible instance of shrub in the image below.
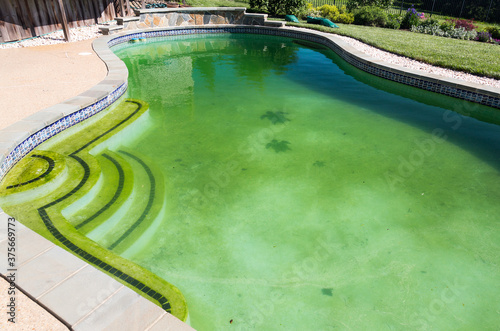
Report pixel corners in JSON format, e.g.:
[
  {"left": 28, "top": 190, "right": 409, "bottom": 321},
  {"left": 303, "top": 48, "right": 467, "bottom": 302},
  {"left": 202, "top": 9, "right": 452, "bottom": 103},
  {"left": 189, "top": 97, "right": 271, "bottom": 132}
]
[
  {"left": 401, "top": 5, "right": 421, "bottom": 29},
  {"left": 419, "top": 18, "right": 439, "bottom": 28},
  {"left": 485, "top": 26, "right": 500, "bottom": 39},
  {"left": 353, "top": 6, "right": 387, "bottom": 27},
  {"left": 285, "top": 0, "right": 307, "bottom": 16},
  {"left": 337, "top": 13, "right": 355, "bottom": 24},
  {"left": 448, "top": 18, "right": 477, "bottom": 31},
  {"left": 249, "top": 0, "right": 267, "bottom": 10},
  {"left": 346, "top": 0, "right": 394, "bottom": 11},
  {"left": 386, "top": 14, "right": 402, "bottom": 29},
  {"left": 411, "top": 23, "right": 477, "bottom": 40},
  {"left": 318, "top": 4, "right": 340, "bottom": 18},
  {"left": 318, "top": 4, "right": 354, "bottom": 24},
  {"left": 411, "top": 23, "right": 440, "bottom": 36},
  {"left": 252, "top": 0, "right": 306, "bottom": 15},
  {"left": 439, "top": 20, "right": 455, "bottom": 33},
  {"left": 475, "top": 31, "right": 492, "bottom": 42},
  {"left": 301, "top": 2, "right": 320, "bottom": 18},
  {"left": 450, "top": 27, "right": 477, "bottom": 40}
]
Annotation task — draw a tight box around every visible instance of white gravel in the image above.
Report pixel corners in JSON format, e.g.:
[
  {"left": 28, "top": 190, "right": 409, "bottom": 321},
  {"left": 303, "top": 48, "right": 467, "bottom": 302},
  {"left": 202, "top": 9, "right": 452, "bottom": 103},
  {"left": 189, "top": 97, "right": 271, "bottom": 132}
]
[
  {"left": 0, "top": 25, "right": 102, "bottom": 49},
  {"left": 1, "top": 24, "right": 499, "bottom": 89},
  {"left": 334, "top": 34, "right": 500, "bottom": 89}
]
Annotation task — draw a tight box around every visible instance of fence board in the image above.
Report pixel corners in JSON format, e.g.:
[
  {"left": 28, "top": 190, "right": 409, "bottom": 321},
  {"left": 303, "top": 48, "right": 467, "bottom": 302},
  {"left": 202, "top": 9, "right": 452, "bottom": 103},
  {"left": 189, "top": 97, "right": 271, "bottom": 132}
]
[
  {"left": 2, "top": 3, "right": 21, "bottom": 41},
  {"left": 81, "top": 0, "right": 97, "bottom": 25},
  {"left": 99, "top": 0, "right": 110, "bottom": 22},
  {"left": 26, "top": 0, "right": 42, "bottom": 37},
  {"left": 45, "top": 0, "right": 61, "bottom": 32}
]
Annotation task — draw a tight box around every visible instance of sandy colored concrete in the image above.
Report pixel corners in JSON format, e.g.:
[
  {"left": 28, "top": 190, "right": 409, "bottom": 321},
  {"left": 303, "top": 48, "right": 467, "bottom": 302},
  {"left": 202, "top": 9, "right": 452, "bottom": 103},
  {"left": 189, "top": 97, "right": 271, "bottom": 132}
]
[
  {"left": 0, "top": 37, "right": 107, "bottom": 329},
  {"left": 0, "top": 278, "right": 69, "bottom": 330},
  {"left": 0, "top": 38, "right": 107, "bottom": 130}
]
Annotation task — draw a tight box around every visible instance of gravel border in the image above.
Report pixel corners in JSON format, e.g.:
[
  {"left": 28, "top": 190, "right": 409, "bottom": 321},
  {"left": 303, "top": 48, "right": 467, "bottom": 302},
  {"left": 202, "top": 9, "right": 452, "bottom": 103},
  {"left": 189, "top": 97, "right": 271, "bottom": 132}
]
[
  {"left": 334, "top": 34, "right": 500, "bottom": 89},
  {"left": 0, "top": 25, "right": 103, "bottom": 49}
]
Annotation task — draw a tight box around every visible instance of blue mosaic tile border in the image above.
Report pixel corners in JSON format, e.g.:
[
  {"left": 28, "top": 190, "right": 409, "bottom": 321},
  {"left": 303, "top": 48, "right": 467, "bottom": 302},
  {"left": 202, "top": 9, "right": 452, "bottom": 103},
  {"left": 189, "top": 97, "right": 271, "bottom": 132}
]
[
  {"left": 109, "top": 26, "right": 500, "bottom": 110},
  {"left": 0, "top": 83, "right": 127, "bottom": 180}
]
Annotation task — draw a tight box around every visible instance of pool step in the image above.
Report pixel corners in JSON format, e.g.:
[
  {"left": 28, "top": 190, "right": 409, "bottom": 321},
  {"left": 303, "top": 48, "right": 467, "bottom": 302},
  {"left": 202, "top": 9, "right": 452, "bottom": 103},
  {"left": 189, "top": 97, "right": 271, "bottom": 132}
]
[
  {"left": 99, "top": 24, "right": 124, "bottom": 35},
  {"left": 0, "top": 151, "right": 69, "bottom": 207},
  {"left": 116, "top": 17, "right": 140, "bottom": 25},
  {"left": 264, "top": 20, "right": 285, "bottom": 27},
  {"left": 86, "top": 149, "right": 165, "bottom": 256},
  {"left": 63, "top": 150, "right": 134, "bottom": 235}
]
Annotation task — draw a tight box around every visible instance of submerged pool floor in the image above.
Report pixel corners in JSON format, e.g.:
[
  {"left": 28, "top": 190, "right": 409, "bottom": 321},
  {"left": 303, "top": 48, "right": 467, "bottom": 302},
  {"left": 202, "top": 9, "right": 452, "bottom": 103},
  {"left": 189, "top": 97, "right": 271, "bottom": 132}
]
[
  {"left": 110, "top": 34, "right": 500, "bottom": 330},
  {"left": 4, "top": 34, "right": 500, "bottom": 330}
]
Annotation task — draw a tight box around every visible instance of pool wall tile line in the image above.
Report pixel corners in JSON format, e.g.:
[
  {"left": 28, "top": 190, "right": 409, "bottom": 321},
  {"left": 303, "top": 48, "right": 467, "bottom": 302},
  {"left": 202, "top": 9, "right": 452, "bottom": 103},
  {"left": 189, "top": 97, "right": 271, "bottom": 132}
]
[{"left": 0, "top": 209, "right": 195, "bottom": 331}]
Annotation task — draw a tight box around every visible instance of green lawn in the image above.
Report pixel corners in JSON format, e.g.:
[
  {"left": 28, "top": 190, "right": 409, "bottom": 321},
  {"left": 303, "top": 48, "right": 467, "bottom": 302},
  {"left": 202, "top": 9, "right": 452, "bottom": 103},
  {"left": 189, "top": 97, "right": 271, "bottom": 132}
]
[
  {"left": 185, "top": 0, "right": 249, "bottom": 7},
  {"left": 287, "top": 22, "right": 500, "bottom": 79}
]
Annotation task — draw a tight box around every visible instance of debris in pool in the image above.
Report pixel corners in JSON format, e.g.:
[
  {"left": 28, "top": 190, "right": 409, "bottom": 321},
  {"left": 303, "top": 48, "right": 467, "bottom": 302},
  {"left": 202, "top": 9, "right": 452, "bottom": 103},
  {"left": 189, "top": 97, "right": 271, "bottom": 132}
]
[
  {"left": 175, "top": 159, "right": 182, "bottom": 162},
  {"left": 313, "top": 161, "right": 325, "bottom": 167},
  {"left": 230, "top": 319, "right": 233, "bottom": 324},
  {"left": 130, "top": 38, "right": 140, "bottom": 43},
  {"left": 260, "top": 111, "right": 290, "bottom": 124},
  {"left": 266, "top": 139, "right": 291, "bottom": 153},
  {"left": 321, "top": 288, "right": 333, "bottom": 296}
]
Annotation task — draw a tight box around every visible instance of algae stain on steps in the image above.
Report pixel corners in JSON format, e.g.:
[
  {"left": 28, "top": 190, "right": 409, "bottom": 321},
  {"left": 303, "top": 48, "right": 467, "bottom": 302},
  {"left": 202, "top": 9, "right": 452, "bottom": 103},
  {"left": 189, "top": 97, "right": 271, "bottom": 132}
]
[{"left": 0, "top": 98, "right": 189, "bottom": 321}]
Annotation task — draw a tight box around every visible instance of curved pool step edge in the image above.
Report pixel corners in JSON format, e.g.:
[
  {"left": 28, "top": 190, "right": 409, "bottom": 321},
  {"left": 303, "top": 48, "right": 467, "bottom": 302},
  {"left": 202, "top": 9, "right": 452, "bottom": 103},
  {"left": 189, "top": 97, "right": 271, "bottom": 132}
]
[
  {"left": 67, "top": 151, "right": 135, "bottom": 234},
  {"left": 0, "top": 209, "right": 194, "bottom": 331},
  {"left": 96, "top": 149, "right": 166, "bottom": 255},
  {"left": 86, "top": 149, "right": 162, "bottom": 251},
  {"left": 1, "top": 99, "right": 190, "bottom": 322}
]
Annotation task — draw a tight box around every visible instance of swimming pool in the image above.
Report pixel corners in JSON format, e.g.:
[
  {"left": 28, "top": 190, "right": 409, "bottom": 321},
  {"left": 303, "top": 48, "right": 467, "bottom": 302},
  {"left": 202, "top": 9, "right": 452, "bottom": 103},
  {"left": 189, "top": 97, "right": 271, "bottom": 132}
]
[{"left": 1, "top": 30, "right": 499, "bottom": 330}]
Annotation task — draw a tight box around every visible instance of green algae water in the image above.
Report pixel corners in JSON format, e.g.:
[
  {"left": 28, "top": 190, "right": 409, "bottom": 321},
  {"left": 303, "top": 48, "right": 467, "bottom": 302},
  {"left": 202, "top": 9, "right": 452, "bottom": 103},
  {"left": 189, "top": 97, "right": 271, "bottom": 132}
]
[
  {"left": 109, "top": 34, "right": 500, "bottom": 330},
  {"left": 63, "top": 34, "right": 500, "bottom": 329}
]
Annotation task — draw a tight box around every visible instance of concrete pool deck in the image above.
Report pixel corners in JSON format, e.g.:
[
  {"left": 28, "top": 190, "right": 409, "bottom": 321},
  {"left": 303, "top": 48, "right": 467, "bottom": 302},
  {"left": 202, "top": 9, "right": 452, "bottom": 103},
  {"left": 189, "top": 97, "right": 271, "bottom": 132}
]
[{"left": 0, "top": 38, "right": 107, "bottom": 130}]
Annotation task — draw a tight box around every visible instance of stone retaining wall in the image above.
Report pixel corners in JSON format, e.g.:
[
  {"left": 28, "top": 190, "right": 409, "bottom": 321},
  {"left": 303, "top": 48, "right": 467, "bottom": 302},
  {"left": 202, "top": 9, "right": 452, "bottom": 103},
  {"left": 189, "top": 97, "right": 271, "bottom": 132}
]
[{"left": 122, "top": 8, "right": 266, "bottom": 30}]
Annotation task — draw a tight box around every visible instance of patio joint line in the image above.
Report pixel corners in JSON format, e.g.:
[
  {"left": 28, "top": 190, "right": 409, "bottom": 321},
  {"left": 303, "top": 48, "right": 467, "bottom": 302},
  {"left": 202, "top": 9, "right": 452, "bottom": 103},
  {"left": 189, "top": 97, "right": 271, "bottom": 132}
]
[
  {"left": 72, "top": 284, "right": 125, "bottom": 327},
  {"left": 36, "top": 264, "right": 88, "bottom": 300},
  {"left": 18, "top": 244, "right": 55, "bottom": 268},
  {"left": 144, "top": 311, "right": 168, "bottom": 331}
]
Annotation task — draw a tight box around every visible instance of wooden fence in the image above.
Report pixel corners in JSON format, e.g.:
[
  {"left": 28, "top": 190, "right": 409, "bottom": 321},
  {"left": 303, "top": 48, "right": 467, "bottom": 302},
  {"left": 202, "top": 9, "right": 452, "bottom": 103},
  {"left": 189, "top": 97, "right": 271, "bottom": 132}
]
[{"left": 0, "top": 0, "right": 134, "bottom": 43}]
